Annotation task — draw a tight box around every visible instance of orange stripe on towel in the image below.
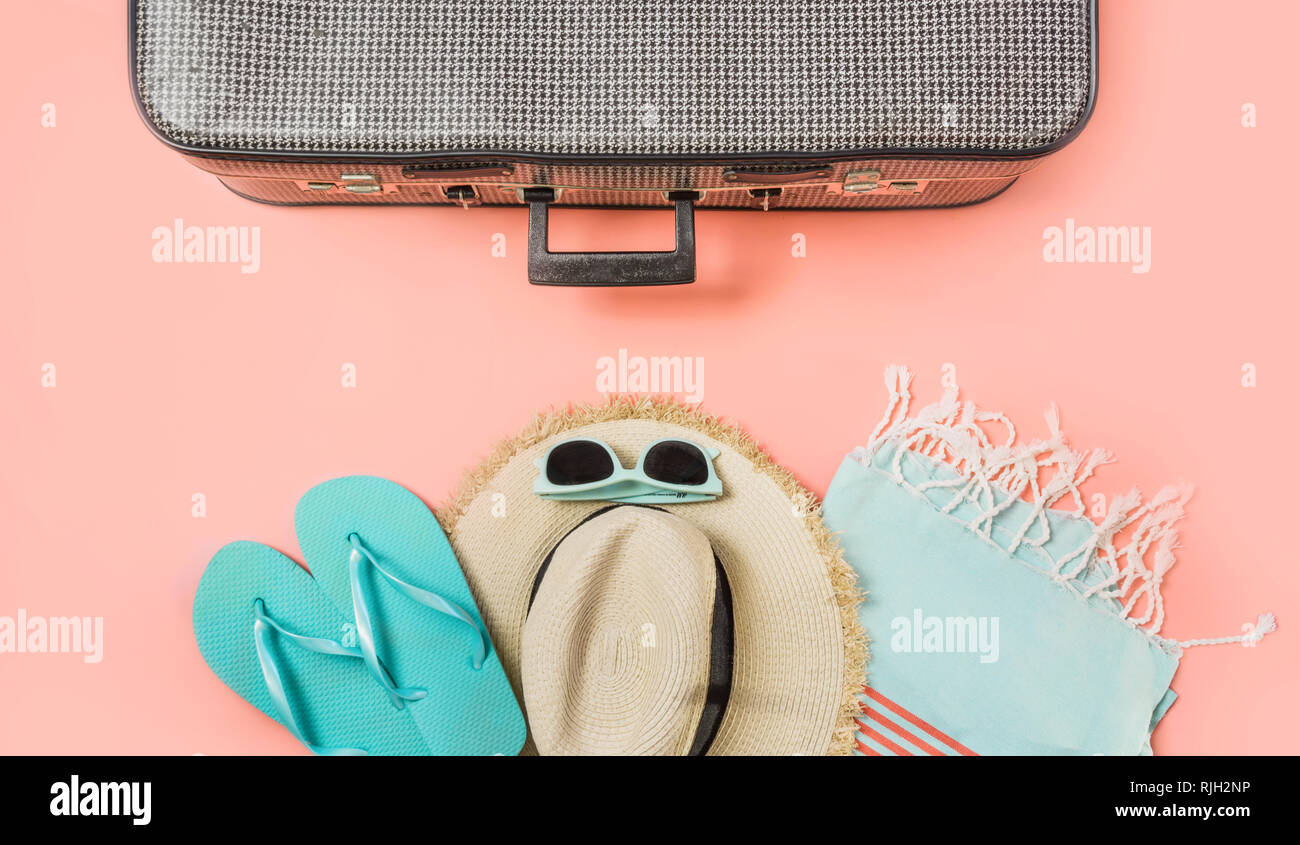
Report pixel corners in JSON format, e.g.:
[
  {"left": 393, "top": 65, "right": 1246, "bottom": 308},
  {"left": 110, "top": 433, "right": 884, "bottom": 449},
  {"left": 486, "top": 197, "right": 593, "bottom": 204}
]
[
  {"left": 860, "top": 707, "right": 947, "bottom": 756},
  {"left": 861, "top": 686, "right": 978, "bottom": 756},
  {"left": 855, "top": 738, "right": 882, "bottom": 756},
  {"left": 855, "top": 721, "right": 915, "bottom": 756}
]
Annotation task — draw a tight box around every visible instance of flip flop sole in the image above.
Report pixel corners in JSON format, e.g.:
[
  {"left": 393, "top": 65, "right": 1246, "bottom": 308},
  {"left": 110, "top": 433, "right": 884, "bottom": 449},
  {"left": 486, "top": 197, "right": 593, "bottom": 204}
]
[
  {"left": 193, "top": 540, "right": 430, "bottom": 755},
  {"left": 296, "top": 476, "right": 526, "bottom": 756}
]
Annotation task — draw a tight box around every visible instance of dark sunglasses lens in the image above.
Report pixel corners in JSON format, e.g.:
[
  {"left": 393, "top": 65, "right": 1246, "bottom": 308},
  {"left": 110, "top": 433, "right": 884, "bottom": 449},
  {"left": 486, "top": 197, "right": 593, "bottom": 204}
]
[
  {"left": 546, "top": 441, "right": 616, "bottom": 485},
  {"left": 643, "top": 441, "right": 710, "bottom": 485}
]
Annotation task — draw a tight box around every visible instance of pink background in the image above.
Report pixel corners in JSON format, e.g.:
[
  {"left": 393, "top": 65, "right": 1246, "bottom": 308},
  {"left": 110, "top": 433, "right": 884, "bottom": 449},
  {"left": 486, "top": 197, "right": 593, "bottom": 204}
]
[{"left": 1, "top": 2, "right": 1295, "bottom": 754}]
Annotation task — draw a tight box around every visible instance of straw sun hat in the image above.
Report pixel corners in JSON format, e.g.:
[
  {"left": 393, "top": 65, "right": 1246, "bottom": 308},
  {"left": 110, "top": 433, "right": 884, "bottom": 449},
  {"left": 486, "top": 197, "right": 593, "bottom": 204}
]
[{"left": 437, "top": 398, "right": 867, "bottom": 755}]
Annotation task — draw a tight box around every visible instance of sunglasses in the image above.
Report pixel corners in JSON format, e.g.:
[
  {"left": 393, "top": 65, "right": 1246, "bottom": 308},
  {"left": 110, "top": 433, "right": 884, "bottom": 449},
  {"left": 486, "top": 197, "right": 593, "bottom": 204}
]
[{"left": 533, "top": 437, "right": 723, "bottom": 503}]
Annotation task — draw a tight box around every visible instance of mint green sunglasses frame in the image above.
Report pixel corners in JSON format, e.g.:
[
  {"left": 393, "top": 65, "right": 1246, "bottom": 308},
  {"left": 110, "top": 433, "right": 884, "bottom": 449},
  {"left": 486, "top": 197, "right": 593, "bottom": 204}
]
[{"left": 533, "top": 437, "right": 723, "bottom": 503}]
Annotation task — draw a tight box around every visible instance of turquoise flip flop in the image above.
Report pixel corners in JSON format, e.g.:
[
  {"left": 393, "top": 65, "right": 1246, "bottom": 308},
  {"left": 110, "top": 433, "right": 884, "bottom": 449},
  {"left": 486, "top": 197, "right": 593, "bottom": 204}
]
[
  {"left": 295, "top": 476, "right": 526, "bottom": 756},
  {"left": 192, "top": 541, "right": 430, "bottom": 756}
]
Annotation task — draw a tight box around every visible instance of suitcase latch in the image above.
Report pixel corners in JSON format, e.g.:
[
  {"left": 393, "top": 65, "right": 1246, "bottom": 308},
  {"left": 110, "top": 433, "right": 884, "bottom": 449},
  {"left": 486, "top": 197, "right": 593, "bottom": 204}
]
[
  {"left": 340, "top": 173, "right": 383, "bottom": 194},
  {"left": 299, "top": 173, "right": 388, "bottom": 194},
  {"left": 843, "top": 170, "right": 882, "bottom": 192},
  {"left": 443, "top": 185, "right": 481, "bottom": 208},
  {"left": 840, "top": 170, "right": 928, "bottom": 195}
]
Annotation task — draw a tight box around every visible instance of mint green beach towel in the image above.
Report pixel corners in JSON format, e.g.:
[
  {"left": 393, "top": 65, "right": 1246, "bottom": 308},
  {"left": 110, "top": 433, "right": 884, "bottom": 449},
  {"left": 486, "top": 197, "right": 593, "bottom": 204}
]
[{"left": 823, "top": 367, "right": 1274, "bottom": 756}]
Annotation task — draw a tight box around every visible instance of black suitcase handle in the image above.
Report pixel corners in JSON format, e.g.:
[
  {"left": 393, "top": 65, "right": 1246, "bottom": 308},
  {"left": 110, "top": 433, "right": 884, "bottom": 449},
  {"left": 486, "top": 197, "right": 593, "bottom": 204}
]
[{"left": 526, "top": 188, "right": 696, "bottom": 286}]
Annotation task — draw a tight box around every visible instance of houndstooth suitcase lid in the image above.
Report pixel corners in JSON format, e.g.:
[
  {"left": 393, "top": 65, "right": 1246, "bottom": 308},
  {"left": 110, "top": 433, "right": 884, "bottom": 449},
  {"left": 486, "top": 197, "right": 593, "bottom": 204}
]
[{"left": 131, "top": 0, "right": 1097, "bottom": 162}]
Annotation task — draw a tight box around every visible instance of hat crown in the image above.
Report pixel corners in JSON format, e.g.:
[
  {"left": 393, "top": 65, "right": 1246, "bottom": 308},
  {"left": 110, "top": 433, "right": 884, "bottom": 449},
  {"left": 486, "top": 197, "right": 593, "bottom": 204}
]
[{"left": 522, "top": 506, "right": 717, "bottom": 756}]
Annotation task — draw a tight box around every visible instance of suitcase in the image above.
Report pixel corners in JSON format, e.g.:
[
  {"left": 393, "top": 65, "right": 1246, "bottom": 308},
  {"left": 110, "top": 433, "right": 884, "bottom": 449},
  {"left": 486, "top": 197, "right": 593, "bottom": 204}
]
[{"left": 130, "top": 1, "right": 1097, "bottom": 287}]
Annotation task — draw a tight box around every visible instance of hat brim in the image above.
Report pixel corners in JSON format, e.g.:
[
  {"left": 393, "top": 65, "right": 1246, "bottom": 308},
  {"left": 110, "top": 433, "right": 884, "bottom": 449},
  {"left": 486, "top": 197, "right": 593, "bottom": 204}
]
[{"left": 438, "top": 398, "right": 868, "bottom": 756}]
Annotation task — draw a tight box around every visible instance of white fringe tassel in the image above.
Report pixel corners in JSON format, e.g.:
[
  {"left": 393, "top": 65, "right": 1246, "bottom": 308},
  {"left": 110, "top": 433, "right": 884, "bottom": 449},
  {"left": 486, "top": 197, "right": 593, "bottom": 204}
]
[
  {"left": 858, "top": 366, "right": 1275, "bottom": 651},
  {"left": 1178, "top": 613, "right": 1277, "bottom": 648}
]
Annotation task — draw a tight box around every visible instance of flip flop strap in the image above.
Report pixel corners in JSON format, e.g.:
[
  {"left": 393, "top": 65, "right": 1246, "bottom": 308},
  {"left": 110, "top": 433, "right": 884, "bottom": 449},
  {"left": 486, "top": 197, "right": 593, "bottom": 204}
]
[
  {"left": 346, "top": 533, "right": 488, "bottom": 706},
  {"left": 251, "top": 599, "right": 367, "bottom": 756}
]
